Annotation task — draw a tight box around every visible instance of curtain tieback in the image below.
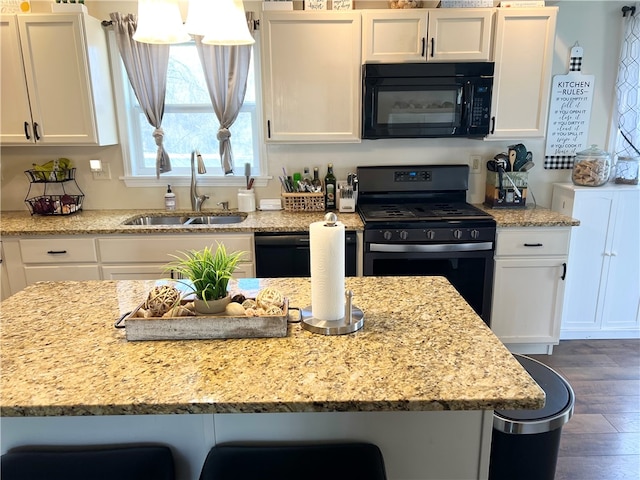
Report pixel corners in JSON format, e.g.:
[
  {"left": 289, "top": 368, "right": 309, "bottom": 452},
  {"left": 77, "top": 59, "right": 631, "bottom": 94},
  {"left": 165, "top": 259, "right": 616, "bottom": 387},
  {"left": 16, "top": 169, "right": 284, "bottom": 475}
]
[
  {"left": 153, "top": 128, "right": 165, "bottom": 146},
  {"left": 217, "top": 128, "right": 231, "bottom": 142}
]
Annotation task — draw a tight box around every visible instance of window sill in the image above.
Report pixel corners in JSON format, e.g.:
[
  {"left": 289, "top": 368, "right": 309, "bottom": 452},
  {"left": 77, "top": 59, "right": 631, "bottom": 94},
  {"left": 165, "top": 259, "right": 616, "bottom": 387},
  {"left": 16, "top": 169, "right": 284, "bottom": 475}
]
[{"left": 122, "top": 176, "right": 270, "bottom": 188}]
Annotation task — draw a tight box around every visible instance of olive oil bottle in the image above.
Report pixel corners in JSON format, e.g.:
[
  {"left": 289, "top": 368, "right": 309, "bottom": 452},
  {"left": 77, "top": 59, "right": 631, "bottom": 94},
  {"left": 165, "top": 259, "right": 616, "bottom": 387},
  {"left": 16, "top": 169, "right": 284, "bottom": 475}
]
[{"left": 324, "top": 163, "right": 336, "bottom": 210}]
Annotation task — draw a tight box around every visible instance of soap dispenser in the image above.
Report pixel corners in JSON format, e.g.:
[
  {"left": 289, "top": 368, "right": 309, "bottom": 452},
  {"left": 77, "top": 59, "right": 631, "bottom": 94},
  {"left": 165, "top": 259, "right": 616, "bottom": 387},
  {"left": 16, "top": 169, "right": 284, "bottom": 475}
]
[{"left": 164, "top": 184, "right": 176, "bottom": 210}]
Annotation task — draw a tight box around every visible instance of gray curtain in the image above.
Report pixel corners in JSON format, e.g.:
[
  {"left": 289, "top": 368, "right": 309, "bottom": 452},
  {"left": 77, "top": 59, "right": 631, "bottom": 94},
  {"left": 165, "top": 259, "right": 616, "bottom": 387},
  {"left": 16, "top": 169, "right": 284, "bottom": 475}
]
[
  {"left": 110, "top": 12, "right": 172, "bottom": 178},
  {"left": 616, "top": 4, "right": 640, "bottom": 157},
  {"left": 194, "top": 37, "right": 252, "bottom": 175}
]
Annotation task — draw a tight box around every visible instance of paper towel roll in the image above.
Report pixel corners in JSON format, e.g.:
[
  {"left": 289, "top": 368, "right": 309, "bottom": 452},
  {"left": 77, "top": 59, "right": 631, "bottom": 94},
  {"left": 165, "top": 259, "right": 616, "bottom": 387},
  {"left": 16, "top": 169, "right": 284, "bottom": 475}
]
[{"left": 309, "top": 219, "right": 345, "bottom": 321}]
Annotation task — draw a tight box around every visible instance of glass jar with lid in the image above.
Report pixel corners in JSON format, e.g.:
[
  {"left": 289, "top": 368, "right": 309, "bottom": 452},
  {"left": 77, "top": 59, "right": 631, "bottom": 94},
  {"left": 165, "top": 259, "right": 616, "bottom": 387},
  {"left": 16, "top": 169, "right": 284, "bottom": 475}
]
[
  {"left": 572, "top": 144, "right": 611, "bottom": 187},
  {"left": 614, "top": 156, "right": 639, "bottom": 185}
]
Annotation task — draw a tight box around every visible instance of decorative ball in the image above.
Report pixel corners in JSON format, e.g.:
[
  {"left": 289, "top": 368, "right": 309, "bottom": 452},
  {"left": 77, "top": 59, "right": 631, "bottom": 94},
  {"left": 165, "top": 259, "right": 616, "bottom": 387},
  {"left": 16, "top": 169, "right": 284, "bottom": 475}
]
[
  {"left": 256, "top": 288, "right": 284, "bottom": 309},
  {"left": 144, "top": 285, "right": 180, "bottom": 317},
  {"left": 242, "top": 299, "right": 257, "bottom": 309}
]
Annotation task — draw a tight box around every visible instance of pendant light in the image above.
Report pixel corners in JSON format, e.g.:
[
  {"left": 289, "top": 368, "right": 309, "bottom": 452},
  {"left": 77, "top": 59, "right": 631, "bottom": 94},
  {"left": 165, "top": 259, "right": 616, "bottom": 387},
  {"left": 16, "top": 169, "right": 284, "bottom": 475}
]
[
  {"left": 133, "top": 0, "right": 190, "bottom": 44},
  {"left": 185, "top": 0, "right": 255, "bottom": 45}
]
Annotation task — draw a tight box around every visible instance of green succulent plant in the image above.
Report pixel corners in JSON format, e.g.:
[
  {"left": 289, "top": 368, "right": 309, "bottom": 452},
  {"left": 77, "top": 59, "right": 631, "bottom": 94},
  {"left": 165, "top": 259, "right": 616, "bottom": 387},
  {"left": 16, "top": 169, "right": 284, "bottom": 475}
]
[{"left": 164, "top": 242, "right": 245, "bottom": 302}]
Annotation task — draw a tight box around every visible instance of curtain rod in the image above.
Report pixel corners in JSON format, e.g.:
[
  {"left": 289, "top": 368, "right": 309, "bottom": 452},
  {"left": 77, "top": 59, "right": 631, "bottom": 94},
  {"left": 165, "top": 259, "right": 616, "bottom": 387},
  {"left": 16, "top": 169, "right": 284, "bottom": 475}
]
[
  {"left": 101, "top": 16, "right": 259, "bottom": 29},
  {"left": 622, "top": 5, "right": 635, "bottom": 17}
]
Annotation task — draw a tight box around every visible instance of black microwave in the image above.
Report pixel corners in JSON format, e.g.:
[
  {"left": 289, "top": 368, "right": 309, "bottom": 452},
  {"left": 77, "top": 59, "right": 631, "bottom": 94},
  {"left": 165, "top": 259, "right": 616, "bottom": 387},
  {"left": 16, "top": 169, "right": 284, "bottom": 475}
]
[{"left": 362, "top": 62, "right": 494, "bottom": 139}]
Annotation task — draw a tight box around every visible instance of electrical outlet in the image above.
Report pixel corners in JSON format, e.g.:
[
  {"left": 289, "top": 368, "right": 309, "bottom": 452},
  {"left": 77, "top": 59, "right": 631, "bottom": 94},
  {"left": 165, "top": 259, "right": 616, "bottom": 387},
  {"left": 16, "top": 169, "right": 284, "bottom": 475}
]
[
  {"left": 470, "top": 155, "right": 482, "bottom": 174},
  {"left": 92, "top": 162, "right": 111, "bottom": 180}
]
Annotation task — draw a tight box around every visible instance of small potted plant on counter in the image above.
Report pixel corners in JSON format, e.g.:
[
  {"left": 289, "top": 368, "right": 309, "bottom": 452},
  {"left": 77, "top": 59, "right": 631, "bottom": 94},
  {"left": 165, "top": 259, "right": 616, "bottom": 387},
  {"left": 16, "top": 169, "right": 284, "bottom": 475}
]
[{"left": 165, "top": 242, "right": 245, "bottom": 315}]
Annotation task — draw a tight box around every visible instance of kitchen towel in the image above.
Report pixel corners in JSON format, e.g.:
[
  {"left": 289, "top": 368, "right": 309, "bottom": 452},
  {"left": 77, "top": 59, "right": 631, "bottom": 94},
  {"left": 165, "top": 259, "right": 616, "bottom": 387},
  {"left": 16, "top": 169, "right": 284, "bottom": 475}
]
[{"left": 309, "top": 218, "right": 345, "bottom": 321}]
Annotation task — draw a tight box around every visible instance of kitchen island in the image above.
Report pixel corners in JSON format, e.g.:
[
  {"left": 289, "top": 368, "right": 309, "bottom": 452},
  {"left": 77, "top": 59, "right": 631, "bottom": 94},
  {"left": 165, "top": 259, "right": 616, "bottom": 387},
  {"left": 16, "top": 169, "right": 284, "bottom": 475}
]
[{"left": 1, "top": 277, "right": 543, "bottom": 479}]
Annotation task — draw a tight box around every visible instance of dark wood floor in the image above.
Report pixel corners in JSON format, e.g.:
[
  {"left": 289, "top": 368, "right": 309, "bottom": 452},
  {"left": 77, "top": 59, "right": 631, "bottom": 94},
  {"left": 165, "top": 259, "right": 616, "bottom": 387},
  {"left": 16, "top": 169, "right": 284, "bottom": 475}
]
[{"left": 529, "top": 339, "right": 640, "bottom": 480}]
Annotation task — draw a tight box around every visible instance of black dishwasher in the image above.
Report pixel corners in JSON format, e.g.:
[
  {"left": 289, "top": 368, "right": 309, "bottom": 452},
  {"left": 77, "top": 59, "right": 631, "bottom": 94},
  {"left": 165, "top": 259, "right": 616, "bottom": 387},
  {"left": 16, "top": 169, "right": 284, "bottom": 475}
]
[{"left": 255, "top": 232, "right": 357, "bottom": 277}]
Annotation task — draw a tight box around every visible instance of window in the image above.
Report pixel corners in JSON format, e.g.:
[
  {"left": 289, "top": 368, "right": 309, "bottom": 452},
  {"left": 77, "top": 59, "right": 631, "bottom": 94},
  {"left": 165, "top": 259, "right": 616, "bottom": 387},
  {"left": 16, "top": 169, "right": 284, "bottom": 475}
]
[{"left": 111, "top": 35, "right": 264, "bottom": 186}]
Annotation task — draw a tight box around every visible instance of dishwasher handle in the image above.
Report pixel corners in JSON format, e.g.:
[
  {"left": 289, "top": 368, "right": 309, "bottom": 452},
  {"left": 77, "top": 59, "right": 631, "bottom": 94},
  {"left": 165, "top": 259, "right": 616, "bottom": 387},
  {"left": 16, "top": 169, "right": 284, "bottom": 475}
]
[
  {"left": 254, "top": 234, "right": 309, "bottom": 247},
  {"left": 254, "top": 233, "right": 356, "bottom": 247}
]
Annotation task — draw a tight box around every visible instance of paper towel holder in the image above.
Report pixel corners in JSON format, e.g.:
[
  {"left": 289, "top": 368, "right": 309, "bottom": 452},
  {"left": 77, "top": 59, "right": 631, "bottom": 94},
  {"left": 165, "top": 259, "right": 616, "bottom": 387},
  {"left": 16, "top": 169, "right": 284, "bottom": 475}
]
[{"left": 301, "top": 290, "right": 364, "bottom": 335}]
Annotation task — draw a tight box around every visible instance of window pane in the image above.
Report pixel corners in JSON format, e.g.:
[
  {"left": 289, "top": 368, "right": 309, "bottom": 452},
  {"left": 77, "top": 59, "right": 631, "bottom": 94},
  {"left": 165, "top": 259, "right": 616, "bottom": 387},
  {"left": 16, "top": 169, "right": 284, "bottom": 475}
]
[
  {"left": 166, "top": 43, "right": 210, "bottom": 104},
  {"left": 125, "top": 39, "right": 260, "bottom": 178},
  {"left": 138, "top": 110, "right": 256, "bottom": 173}
]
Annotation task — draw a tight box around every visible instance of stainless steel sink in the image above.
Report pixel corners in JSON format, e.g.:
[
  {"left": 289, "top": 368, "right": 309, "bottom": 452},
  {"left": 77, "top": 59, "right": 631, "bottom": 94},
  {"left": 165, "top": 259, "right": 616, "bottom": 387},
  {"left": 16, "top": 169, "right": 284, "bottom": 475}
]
[
  {"left": 123, "top": 214, "right": 246, "bottom": 226},
  {"left": 123, "top": 215, "right": 191, "bottom": 226},
  {"left": 183, "top": 215, "right": 245, "bottom": 225}
]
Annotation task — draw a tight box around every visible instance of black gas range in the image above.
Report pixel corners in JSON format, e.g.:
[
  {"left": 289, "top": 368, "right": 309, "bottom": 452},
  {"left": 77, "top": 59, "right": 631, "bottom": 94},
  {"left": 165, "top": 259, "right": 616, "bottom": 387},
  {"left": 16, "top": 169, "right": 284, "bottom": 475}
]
[{"left": 357, "top": 164, "right": 496, "bottom": 324}]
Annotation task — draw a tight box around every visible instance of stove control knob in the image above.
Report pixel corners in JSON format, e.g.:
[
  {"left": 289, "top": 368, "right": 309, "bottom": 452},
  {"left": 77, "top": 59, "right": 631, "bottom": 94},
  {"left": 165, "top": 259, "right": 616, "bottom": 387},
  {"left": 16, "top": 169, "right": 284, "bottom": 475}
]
[
  {"left": 383, "top": 230, "right": 392, "bottom": 241},
  {"left": 425, "top": 230, "right": 436, "bottom": 240},
  {"left": 399, "top": 230, "right": 409, "bottom": 240},
  {"left": 471, "top": 229, "right": 480, "bottom": 239},
  {"left": 453, "top": 229, "right": 463, "bottom": 240}
]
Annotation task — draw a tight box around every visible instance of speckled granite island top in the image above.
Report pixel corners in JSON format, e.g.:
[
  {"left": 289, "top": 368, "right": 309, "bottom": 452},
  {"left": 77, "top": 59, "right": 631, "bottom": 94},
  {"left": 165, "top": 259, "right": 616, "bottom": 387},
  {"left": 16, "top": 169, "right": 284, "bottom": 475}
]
[
  {"left": 0, "top": 205, "right": 577, "bottom": 236},
  {"left": 0, "top": 277, "right": 544, "bottom": 417}
]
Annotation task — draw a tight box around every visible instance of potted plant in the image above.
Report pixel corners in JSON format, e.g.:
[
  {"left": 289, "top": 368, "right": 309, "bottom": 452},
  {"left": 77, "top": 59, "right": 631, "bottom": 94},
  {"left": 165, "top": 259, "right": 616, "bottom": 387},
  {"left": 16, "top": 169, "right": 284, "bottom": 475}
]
[{"left": 164, "top": 242, "right": 245, "bottom": 314}]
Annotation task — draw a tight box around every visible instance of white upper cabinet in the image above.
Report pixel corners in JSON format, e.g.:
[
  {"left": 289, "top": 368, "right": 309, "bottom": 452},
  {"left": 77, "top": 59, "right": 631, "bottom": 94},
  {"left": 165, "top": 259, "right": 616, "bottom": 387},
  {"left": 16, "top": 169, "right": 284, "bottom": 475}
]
[
  {"left": 261, "top": 11, "right": 362, "bottom": 143},
  {"left": 362, "top": 8, "right": 494, "bottom": 63},
  {"left": 487, "top": 7, "right": 557, "bottom": 139},
  {"left": 0, "top": 13, "right": 117, "bottom": 146}
]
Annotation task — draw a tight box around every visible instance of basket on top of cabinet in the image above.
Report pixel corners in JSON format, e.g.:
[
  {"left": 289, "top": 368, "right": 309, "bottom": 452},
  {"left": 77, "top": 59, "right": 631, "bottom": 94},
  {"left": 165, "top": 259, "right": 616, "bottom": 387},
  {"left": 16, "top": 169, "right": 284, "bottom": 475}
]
[{"left": 24, "top": 167, "right": 84, "bottom": 216}]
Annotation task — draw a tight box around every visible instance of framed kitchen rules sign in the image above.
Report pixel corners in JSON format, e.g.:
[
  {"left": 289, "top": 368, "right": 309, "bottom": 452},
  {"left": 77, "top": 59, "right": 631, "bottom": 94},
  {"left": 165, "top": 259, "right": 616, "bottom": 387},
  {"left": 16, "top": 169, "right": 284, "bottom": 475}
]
[{"left": 544, "top": 44, "right": 595, "bottom": 169}]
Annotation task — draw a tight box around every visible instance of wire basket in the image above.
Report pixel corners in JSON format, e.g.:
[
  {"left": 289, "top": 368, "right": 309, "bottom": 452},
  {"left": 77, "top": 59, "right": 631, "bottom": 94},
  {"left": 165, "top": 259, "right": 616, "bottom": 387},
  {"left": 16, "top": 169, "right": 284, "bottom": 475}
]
[
  {"left": 281, "top": 192, "right": 325, "bottom": 212},
  {"left": 25, "top": 167, "right": 76, "bottom": 183},
  {"left": 25, "top": 195, "right": 84, "bottom": 215}
]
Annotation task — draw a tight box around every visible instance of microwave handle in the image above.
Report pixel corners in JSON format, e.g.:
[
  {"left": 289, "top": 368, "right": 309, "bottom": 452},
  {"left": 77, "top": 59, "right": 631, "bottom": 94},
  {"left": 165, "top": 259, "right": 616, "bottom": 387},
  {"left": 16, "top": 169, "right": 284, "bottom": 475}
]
[{"left": 462, "top": 82, "right": 473, "bottom": 134}]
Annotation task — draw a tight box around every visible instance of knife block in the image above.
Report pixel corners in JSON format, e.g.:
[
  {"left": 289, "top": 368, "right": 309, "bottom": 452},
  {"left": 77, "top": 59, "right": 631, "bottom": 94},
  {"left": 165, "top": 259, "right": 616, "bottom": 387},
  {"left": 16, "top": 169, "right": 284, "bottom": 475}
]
[
  {"left": 337, "top": 181, "right": 356, "bottom": 213},
  {"left": 484, "top": 171, "right": 528, "bottom": 208}
]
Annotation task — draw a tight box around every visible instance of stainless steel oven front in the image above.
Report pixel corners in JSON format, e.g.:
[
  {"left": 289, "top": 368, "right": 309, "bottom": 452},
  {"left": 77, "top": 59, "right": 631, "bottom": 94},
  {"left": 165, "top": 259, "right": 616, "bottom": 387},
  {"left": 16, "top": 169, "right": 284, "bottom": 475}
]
[{"left": 363, "top": 228, "right": 495, "bottom": 325}]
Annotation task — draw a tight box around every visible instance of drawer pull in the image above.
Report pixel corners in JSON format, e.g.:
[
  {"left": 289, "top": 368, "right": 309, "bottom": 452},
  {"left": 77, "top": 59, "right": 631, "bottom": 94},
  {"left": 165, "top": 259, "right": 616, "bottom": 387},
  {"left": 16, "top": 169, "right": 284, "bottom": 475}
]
[
  {"left": 561, "top": 262, "right": 567, "bottom": 280},
  {"left": 47, "top": 250, "right": 68, "bottom": 255},
  {"left": 523, "top": 243, "right": 543, "bottom": 247}
]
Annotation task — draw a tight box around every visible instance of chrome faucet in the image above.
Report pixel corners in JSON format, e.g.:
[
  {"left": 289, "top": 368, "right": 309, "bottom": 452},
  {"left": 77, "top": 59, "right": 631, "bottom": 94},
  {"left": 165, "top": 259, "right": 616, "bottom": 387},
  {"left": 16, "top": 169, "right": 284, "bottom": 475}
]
[{"left": 190, "top": 150, "right": 209, "bottom": 212}]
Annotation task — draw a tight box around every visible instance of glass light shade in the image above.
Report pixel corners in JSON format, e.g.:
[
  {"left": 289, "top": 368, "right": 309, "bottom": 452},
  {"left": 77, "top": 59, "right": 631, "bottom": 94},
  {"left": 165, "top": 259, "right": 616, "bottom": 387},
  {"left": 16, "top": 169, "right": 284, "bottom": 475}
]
[
  {"left": 200, "top": 0, "right": 255, "bottom": 45},
  {"left": 133, "top": 0, "right": 190, "bottom": 45},
  {"left": 184, "top": 0, "right": 215, "bottom": 36}
]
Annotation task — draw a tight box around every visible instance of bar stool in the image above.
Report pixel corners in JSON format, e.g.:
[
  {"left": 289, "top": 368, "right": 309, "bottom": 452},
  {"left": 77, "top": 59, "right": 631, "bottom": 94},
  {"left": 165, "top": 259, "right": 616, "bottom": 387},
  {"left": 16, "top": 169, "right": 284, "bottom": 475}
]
[
  {"left": 1, "top": 445, "right": 175, "bottom": 480},
  {"left": 198, "top": 442, "right": 387, "bottom": 480}
]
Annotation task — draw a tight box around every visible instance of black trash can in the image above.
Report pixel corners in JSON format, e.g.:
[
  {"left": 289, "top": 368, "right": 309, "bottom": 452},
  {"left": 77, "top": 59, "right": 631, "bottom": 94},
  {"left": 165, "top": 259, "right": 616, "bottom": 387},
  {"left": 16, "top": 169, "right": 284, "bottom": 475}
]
[{"left": 489, "top": 354, "right": 575, "bottom": 480}]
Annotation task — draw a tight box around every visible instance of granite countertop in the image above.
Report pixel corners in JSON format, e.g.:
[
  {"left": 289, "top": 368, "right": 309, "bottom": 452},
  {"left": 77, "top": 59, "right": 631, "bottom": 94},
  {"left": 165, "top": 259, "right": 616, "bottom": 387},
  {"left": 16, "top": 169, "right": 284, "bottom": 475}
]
[
  {"left": 476, "top": 205, "right": 580, "bottom": 227},
  {"left": 0, "top": 205, "right": 577, "bottom": 236},
  {"left": 0, "top": 209, "right": 364, "bottom": 236},
  {"left": 0, "top": 277, "right": 544, "bottom": 417}
]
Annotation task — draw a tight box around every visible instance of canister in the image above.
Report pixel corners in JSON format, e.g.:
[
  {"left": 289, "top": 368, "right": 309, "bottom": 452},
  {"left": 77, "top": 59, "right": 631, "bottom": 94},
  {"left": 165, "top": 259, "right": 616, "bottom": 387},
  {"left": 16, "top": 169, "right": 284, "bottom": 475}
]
[
  {"left": 614, "top": 156, "right": 639, "bottom": 185},
  {"left": 572, "top": 145, "right": 611, "bottom": 187},
  {"left": 238, "top": 188, "right": 256, "bottom": 212}
]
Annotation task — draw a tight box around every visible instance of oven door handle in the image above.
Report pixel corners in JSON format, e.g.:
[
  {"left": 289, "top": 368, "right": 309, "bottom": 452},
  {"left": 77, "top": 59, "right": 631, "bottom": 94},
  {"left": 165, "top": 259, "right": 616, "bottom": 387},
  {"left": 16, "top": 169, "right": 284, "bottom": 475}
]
[{"left": 369, "top": 242, "right": 493, "bottom": 253}]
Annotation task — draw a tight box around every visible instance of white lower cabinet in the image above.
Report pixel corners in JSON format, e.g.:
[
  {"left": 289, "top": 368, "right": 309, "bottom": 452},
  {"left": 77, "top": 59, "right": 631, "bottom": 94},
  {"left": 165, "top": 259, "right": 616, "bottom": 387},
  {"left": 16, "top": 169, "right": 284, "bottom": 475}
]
[
  {"left": 3, "top": 237, "right": 101, "bottom": 293},
  {"left": 551, "top": 183, "right": 640, "bottom": 338},
  {"left": 2, "top": 234, "right": 255, "bottom": 296},
  {"left": 491, "top": 227, "right": 570, "bottom": 354},
  {"left": 98, "top": 234, "right": 255, "bottom": 281}
]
